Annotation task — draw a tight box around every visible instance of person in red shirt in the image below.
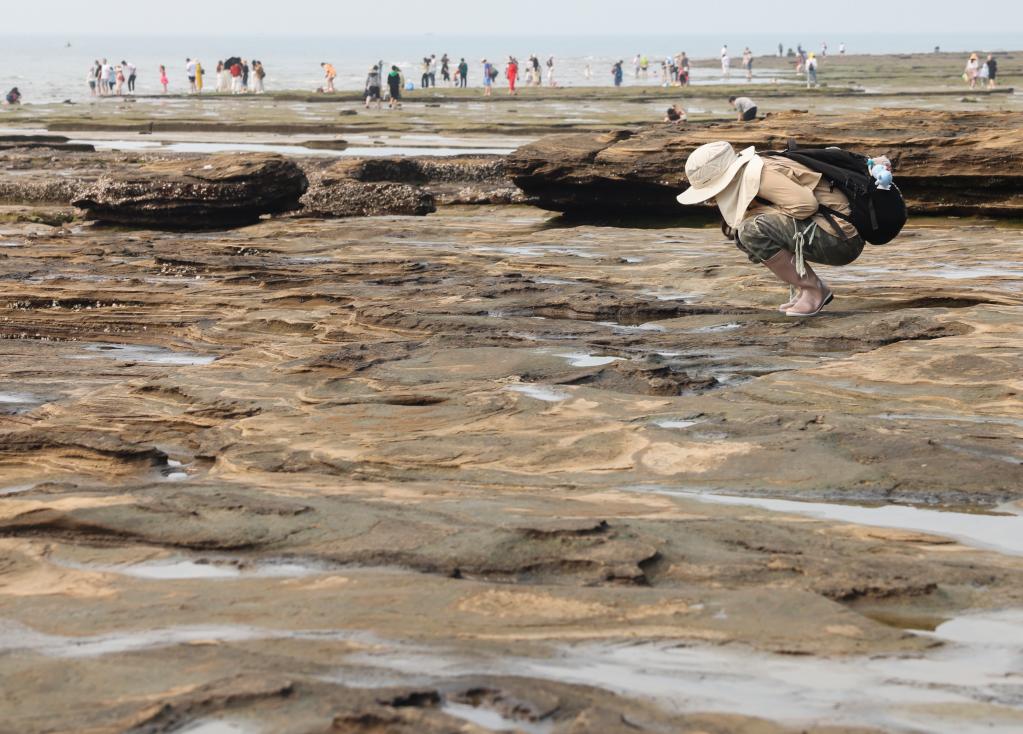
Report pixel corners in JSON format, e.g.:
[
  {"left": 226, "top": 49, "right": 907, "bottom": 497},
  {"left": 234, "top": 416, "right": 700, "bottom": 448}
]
[
  {"left": 229, "top": 61, "right": 243, "bottom": 94},
  {"left": 506, "top": 57, "right": 518, "bottom": 96}
]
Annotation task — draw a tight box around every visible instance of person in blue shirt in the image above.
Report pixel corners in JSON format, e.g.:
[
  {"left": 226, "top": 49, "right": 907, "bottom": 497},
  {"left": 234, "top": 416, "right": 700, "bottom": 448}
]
[{"left": 482, "top": 59, "right": 493, "bottom": 96}]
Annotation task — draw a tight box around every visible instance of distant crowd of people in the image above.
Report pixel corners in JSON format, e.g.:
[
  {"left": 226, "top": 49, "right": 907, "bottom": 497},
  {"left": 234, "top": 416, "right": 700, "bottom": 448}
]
[
  {"left": 332, "top": 54, "right": 554, "bottom": 102},
  {"left": 414, "top": 54, "right": 475, "bottom": 88},
  {"left": 623, "top": 52, "right": 693, "bottom": 87},
  {"left": 1, "top": 43, "right": 1004, "bottom": 106},
  {"left": 83, "top": 57, "right": 266, "bottom": 96},
  {"left": 87, "top": 59, "right": 138, "bottom": 96},
  {"left": 613, "top": 43, "right": 826, "bottom": 88}
]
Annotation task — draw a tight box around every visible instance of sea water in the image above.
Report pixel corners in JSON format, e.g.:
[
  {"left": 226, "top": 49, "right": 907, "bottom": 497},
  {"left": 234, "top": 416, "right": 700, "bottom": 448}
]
[{"left": 0, "top": 32, "right": 1018, "bottom": 103}]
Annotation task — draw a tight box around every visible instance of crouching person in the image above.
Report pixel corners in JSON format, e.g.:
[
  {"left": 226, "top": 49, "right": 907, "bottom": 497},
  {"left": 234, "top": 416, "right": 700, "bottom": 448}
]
[{"left": 677, "top": 141, "right": 863, "bottom": 317}]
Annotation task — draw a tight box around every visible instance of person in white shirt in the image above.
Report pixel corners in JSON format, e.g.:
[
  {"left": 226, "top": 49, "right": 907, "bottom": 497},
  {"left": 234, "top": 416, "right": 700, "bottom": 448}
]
[
  {"left": 99, "top": 59, "right": 111, "bottom": 95},
  {"left": 185, "top": 58, "right": 197, "bottom": 93},
  {"left": 720, "top": 45, "right": 730, "bottom": 78}
]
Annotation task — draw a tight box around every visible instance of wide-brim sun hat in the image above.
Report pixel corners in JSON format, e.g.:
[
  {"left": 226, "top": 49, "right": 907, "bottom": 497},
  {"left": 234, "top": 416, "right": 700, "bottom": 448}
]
[{"left": 676, "top": 142, "right": 758, "bottom": 206}]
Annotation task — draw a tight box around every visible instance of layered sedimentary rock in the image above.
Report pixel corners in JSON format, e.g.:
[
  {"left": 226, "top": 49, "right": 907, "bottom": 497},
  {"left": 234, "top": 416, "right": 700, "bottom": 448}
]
[
  {"left": 300, "top": 155, "right": 527, "bottom": 215},
  {"left": 71, "top": 153, "right": 308, "bottom": 227},
  {"left": 507, "top": 110, "right": 1023, "bottom": 217},
  {"left": 2, "top": 200, "right": 1023, "bottom": 734},
  {"left": 300, "top": 177, "right": 436, "bottom": 217},
  {"left": 0, "top": 134, "right": 94, "bottom": 153},
  {"left": 324, "top": 155, "right": 527, "bottom": 206},
  {"left": 301, "top": 160, "right": 436, "bottom": 217},
  {"left": 2, "top": 150, "right": 521, "bottom": 215}
]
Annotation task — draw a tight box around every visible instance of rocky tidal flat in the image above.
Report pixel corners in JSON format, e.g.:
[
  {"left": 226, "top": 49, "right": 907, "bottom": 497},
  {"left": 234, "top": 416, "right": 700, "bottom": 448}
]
[{"left": 2, "top": 62, "right": 1023, "bottom": 734}]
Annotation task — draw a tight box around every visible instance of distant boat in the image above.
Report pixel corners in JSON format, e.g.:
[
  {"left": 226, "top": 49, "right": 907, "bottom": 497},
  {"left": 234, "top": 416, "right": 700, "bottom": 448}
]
[{"left": 66, "top": 41, "right": 72, "bottom": 48}]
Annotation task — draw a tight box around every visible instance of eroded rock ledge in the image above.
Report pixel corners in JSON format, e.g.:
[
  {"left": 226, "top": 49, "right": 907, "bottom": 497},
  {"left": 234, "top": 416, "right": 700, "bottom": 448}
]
[
  {"left": 0, "top": 147, "right": 523, "bottom": 221},
  {"left": 71, "top": 153, "right": 309, "bottom": 228},
  {"left": 300, "top": 155, "right": 526, "bottom": 213},
  {"left": 506, "top": 110, "right": 1023, "bottom": 217}
]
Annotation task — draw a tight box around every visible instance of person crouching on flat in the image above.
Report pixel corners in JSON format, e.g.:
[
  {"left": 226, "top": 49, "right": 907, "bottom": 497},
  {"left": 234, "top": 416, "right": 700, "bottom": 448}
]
[{"left": 677, "top": 141, "right": 864, "bottom": 317}]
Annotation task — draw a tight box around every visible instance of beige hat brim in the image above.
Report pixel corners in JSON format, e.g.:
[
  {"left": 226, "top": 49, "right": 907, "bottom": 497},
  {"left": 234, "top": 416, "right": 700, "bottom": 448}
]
[
  {"left": 676, "top": 146, "right": 757, "bottom": 205},
  {"left": 715, "top": 153, "right": 764, "bottom": 227}
]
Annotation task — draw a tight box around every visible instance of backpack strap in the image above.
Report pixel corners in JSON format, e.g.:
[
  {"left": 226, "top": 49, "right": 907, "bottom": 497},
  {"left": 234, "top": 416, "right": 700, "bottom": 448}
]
[{"left": 817, "top": 205, "right": 857, "bottom": 241}]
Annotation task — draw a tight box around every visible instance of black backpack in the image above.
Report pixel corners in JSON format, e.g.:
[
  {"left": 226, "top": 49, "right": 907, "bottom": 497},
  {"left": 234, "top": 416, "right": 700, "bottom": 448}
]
[{"left": 764, "top": 144, "right": 907, "bottom": 245}]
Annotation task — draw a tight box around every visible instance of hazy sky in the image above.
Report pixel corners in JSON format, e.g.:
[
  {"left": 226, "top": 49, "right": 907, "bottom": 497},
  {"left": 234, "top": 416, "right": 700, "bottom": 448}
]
[{"left": 5, "top": 0, "right": 1020, "bottom": 35}]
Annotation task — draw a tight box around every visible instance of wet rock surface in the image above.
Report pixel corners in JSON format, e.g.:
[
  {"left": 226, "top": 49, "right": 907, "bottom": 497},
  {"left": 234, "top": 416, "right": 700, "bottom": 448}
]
[
  {"left": 3, "top": 93, "right": 1023, "bottom": 733},
  {"left": 1, "top": 201, "right": 1022, "bottom": 733},
  {"left": 70, "top": 153, "right": 309, "bottom": 227},
  {"left": 508, "top": 110, "right": 1023, "bottom": 216}
]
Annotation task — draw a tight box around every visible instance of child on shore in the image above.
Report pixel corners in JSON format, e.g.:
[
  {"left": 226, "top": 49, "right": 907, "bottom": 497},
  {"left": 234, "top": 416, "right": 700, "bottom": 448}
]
[{"left": 159, "top": 65, "right": 169, "bottom": 93}]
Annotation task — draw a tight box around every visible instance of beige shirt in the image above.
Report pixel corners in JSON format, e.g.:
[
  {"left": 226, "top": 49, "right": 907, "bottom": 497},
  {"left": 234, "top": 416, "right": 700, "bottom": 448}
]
[{"left": 743, "top": 156, "right": 858, "bottom": 238}]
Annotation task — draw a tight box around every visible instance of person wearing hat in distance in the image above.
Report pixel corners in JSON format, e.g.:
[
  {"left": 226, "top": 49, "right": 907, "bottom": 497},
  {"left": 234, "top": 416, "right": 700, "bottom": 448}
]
[{"left": 677, "top": 141, "right": 864, "bottom": 317}]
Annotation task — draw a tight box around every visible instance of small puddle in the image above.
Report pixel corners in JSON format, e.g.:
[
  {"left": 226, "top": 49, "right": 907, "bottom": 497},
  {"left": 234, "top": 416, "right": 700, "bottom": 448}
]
[
  {"left": 71, "top": 138, "right": 514, "bottom": 158},
  {"left": 0, "top": 484, "right": 37, "bottom": 497},
  {"left": 62, "top": 556, "right": 330, "bottom": 580},
  {"left": 879, "top": 412, "right": 1023, "bottom": 430},
  {"left": 173, "top": 720, "right": 257, "bottom": 734},
  {"left": 690, "top": 322, "right": 742, "bottom": 334},
  {"left": 506, "top": 385, "right": 570, "bottom": 403},
  {"left": 475, "top": 245, "right": 599, "bottom": 259},
  {"left": 0, "top": 391, "right": 46, "bottom": 413},
  {"left": 650, "top": 419, "right": 703, "bottom": 430},
  {"left": 928, "top": 266, "right": 1023, "bottom": 280},
  {"left": 554, "top": 353, "right": 620, "bottom": 368},
  {"left": 70, "top": 343, "right": 216, "bottom": 366},
  {"left": 160, "top": 458, "right": 191, "bottom": 482},
  {"left": 642, "top": 489, "right": 1023, "bottom": 557},
  {"left": 349, "top": 608, "right": 1023, "bottom": 734},
  {"left": 442, "top": 702, "right": 554, "bottom": 734},
  {"left": 283, "top": 256, "right": 333, "bottom": 265},
  {"left": 0, "top": 622, "right": 368, "bottom": 659},
  {"left": 646, "top": 292, "right": 697, "bottom": 302},
  {"left": 596, "top": 321, "right": 667, "bottom": 333}
]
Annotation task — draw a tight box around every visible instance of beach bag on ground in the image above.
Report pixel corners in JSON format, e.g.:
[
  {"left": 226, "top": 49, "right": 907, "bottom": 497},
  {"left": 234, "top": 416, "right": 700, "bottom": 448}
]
[{"left": 765, "top": 144, "right": 907, "bottom": 245}]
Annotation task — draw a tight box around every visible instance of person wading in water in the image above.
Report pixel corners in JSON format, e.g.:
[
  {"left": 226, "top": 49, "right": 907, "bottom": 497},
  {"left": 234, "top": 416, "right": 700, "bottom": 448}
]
[{"left": 677, "top": 142, "right": 868, "bottom": 317}]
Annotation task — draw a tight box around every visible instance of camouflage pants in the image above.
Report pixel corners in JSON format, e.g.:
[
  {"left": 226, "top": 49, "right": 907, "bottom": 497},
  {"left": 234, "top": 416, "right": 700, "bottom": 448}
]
[{"left": 735, "top": 212, "right": 864, "bottom": 266}]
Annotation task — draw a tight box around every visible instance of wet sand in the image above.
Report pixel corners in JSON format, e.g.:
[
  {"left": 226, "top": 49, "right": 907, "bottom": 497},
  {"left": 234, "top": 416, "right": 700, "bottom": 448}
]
[{"left": 2, "top": 51, "right": 1023, "bottom": 734}]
